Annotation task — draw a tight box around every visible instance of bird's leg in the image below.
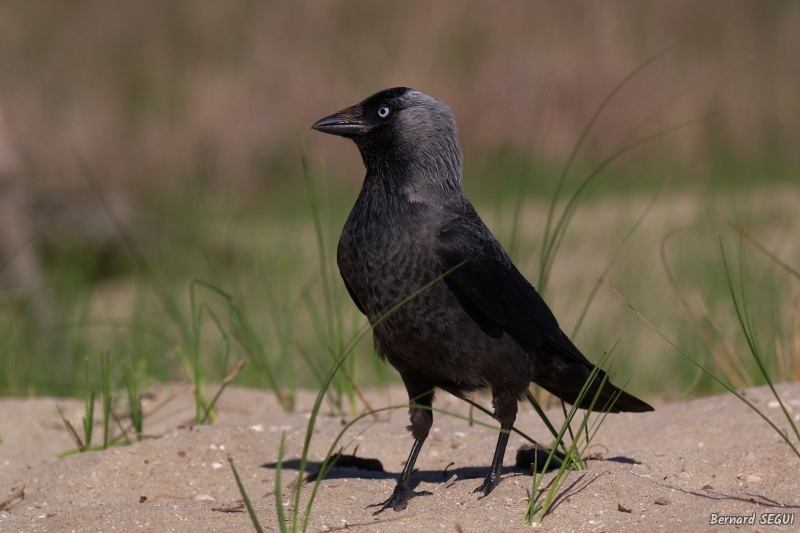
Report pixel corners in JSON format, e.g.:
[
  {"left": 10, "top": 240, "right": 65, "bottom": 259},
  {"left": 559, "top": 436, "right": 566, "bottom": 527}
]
[
  {"left": 474, "top": 392, "right": 517, "bottom": 496},
  {"left": 369, "top": 437, "right": 426, "bottom": 514},
  {"left": 370, "top": 387, "right": 434, "bottom": 514},
  {"left": 473, "top": 420, "right": 513, "bottom": 495}
]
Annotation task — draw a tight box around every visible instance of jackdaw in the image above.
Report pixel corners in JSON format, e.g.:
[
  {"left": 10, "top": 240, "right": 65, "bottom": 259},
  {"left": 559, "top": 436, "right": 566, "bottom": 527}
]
[{"left": 312, "top": 87, "right": 653, "bottom": 513}]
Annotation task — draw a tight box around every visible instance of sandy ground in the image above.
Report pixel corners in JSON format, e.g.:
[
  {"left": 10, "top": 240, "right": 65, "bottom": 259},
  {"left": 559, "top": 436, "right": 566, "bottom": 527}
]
[{"left": 1, "top": 383, "right": 799, "bottom": 533}]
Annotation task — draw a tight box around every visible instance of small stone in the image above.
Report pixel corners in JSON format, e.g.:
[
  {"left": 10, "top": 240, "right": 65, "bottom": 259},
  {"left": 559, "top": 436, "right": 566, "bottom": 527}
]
[{"left": 737, "top": 474, "right": 762, "bottom": 483}]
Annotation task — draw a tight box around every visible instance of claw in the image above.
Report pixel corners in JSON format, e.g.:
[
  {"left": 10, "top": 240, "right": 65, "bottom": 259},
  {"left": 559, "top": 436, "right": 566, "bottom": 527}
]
[
  {"left": 368, "top": 483, "right": 431, "bottom": 514},
  {"left": 473, "top": 475, "right": 499, "bottom": 497}
]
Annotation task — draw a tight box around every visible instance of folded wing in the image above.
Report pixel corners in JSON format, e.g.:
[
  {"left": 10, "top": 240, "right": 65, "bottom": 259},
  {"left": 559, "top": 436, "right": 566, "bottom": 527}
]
[{"left": 437, "top": 214, "right": 653, "bottom": 413}]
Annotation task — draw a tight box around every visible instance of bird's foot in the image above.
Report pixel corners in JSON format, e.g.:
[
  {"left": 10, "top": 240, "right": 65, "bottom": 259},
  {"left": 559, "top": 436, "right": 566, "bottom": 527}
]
[
  {"left": 368, "top": 482, "right": 432, "bottom": 514},
  {"left": 473, "top": 474, "right": 500, "bottom": 497}
]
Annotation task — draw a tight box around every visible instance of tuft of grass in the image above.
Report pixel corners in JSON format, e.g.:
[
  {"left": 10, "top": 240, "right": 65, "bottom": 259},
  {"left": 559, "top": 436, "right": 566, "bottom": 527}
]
[
  {"left": 187, "top": 279, "right": 246, "bottom": 425},
  {"left": 58, "top": 351, "right": 118, "bottom": 454},
  {"left": 718, "top": 236, "right": 800, "bottom": 447},
  {"left": 77, "top": 158, "right": 291, "bottom": 416},
  {"left": 523, "top": 347, "right": 625, "bottom": 525}
]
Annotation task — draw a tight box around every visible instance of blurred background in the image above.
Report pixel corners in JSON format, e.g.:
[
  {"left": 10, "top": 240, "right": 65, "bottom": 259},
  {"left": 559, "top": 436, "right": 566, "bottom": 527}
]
[{"left": 1, "top": 1, "right": 798, "bottom": 409}]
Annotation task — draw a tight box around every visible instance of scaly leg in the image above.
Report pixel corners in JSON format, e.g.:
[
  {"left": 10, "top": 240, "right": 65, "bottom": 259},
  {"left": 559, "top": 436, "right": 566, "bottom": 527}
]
[
  {"left": 474, "top": 391, "right": 518, "bottom": 496},
  {"left": 370, "top": 383, "right": 434, "bottom": 513},
  {"left": 473, "top": 420, "right": 513, "bottom": 495}
]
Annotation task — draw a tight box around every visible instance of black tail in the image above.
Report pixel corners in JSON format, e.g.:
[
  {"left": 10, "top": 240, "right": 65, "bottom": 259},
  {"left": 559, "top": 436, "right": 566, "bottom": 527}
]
[{"left": 536, "top": 366, "right": 653, "bottom": 413}]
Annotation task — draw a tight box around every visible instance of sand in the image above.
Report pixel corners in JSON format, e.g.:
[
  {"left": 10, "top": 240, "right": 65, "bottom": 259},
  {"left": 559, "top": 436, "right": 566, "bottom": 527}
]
[{"left": 1, "top": 383, "right": 799, "bottom": 532}]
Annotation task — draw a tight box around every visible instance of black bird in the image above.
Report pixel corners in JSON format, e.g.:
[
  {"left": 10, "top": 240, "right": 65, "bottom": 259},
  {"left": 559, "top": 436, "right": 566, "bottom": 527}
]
[{"left": 312, "top": 88, "right": 653, "bottom": 513}]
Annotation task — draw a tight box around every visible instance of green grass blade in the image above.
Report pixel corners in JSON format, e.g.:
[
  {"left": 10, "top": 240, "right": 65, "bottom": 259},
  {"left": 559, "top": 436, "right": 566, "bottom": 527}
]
[
  {"left": 526, "top": 349, "right": 619, "bottom": 525},
  {"left": 200, "top": 360, "right": 246, "bottom": 425},
  {"left": 302, "top": 405, "right": 403, "bottom": 529},
  {"left": 275, "top": 432, "right": 288, "bottom": 533},
  {"left": 719, "top": 239, "right": 800, "bottom": 445},
  {"left": 189, "top": 279, "right": 237, "bottom": 424},
  {"left": 572, "top": 181, "right": 668, "bottom": 337},
  {"left": 230, "top": 304, "right": 290, "bottom": 411},
  {"left": 57, "top": 405, "right": 84, "bottom": 452},
  {"left": 538, "top": 36, "right": 696, "bottom": 290},
  {"left": 228, "top": 455, "right": 266, "bottom": 533},
  {"left": 539, "top": 113, "right": 717, "bottom": 292},
  {"left": 101, "top": 351, "right": 111, "bottom": 449},
  {"left": 718, "top": 215, "right": 800, "bottom": 282},
  {"left": 122, "top": 354, "right": 143, "bottom": 439},
  {"left": 606, "top": 278, "right": 800, "bottom": 458},
  {"left": 523, "top": 391, "right": 562, "bottom": 443},
  {"left": 82, "top": 357, "right": 94, "bottom": 450}
]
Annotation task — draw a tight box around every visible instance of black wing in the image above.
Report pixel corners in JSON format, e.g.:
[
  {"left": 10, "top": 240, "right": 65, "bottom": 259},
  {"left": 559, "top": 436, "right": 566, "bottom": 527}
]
[
  {"left": 437, "top": 214, "right": 653, "bottom": 413},
  {"left": 436, "top": 215, "right": 594, "bottom": 369}
]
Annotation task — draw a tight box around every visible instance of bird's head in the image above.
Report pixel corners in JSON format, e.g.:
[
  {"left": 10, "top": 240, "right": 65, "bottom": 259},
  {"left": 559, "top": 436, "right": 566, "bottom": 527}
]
[{"left": 312, "top": 88, "right": 463, "bottom": 193}]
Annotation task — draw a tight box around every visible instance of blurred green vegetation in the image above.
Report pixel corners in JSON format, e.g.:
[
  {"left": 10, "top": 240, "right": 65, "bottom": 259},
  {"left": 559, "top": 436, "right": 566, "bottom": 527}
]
[
  {"left": 2, "top": 157, "right": 798, "bottom": 408},
  {"left": 0, "top": 2, "right": 798, "bottom": 409}
]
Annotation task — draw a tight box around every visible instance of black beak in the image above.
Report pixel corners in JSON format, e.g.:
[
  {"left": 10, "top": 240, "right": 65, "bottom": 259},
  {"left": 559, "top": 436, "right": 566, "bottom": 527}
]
[{"left": 311, "top": 105, "right": 369, "bottom": 138}]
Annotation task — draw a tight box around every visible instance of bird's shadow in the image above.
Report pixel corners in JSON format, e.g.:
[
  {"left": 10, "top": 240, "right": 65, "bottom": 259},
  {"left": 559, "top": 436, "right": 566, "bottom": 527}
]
[
  {"left": 601, "top": 455, "right": 641, "bottom": 465},
  {"left": 261, "top": 444, "right": 603, "bottom": 485},
  {"left": 262, "top": 456, "right": 526, "bottom": 485}
]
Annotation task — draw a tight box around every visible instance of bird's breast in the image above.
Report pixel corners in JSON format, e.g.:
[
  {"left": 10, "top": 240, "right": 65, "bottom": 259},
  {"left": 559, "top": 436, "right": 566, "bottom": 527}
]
[{"left": 337, "top": 211, "right": 437, "bottom": 320}]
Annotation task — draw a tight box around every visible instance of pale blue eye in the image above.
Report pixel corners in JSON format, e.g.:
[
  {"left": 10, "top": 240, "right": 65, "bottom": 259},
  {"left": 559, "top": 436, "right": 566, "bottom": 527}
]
[{"left": 377, "top": 106, "right": 391, "bottom": 118}]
